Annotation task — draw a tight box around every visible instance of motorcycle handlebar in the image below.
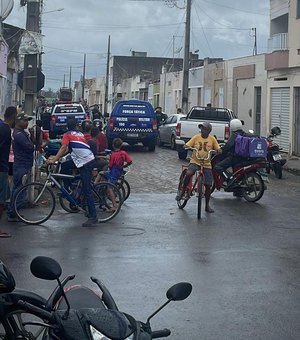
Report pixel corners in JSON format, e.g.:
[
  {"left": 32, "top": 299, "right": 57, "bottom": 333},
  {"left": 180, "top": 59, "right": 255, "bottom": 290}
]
[
  {"left": 152, "top": 328, "right": 171, "bottom": 338},
  {"left": 18, "top": 300, "right": 54, "bottom": 322}
]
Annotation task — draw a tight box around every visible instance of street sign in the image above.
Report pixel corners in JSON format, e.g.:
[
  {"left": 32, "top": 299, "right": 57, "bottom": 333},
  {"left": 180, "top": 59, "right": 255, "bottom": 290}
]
[{"left": 17, "top": 69, "right": 45, "bottom": 92}]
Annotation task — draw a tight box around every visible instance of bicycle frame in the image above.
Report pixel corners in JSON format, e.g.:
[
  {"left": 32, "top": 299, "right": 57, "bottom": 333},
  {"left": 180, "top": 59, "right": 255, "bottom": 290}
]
[
  {"left": 181, "top": 164, "right": 203, "bottom": 199},
  {"left": 36, "top": 172, "right": 80, "bottom": 207},
  {"left": 177, "top": 149, "right": 216, "bottom": 219}
]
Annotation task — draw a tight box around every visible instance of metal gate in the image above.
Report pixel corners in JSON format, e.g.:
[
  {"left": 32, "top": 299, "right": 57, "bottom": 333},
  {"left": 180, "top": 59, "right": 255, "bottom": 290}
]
[
  {"left": 295, "top": 87, "right": 300, "bottom": 155},
  {"left": 271, "top": 88, "right": 290, "bottom": 152}
]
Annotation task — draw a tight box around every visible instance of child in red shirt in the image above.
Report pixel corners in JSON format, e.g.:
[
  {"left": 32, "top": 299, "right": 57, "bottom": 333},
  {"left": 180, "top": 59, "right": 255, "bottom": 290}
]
[{"left": 107, "top": 138, "right": 132, "bottom": 183}]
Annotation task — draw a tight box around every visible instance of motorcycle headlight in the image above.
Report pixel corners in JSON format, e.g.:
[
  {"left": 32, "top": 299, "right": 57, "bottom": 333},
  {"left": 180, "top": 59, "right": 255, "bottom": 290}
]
[{"left": 90, "top": 325, "right": 134, "bottom": 340}]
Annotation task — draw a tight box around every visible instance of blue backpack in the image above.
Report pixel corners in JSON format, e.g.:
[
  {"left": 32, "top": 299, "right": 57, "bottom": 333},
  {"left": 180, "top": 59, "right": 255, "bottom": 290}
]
[{"left": 235, "top": 133, "right": 267, "bottom": 158}]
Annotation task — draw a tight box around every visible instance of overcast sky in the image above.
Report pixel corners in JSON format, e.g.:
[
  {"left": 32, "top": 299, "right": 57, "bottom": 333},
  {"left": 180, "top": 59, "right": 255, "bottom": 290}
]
[{"left": 4, "top": 0, "right": 270, "bottom": 91}]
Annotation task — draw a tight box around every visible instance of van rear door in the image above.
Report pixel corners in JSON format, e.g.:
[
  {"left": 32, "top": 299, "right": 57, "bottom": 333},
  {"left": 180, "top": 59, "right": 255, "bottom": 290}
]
[{"left": 109, "top": 101, "right": 156, "bottom": 139}]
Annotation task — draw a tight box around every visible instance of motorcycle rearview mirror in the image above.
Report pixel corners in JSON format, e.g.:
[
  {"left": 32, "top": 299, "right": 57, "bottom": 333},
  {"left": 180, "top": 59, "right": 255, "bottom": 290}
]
[
  {"left": 30, "top": 256, "right": 71, "bottom": 319},
  {"left": 166, "top": 282, "right": 192, "bottom": 301},
  {"left": 30, "top": 256, "right": 62, "bottom": 280},
  {"left": 146, "top": 282, "right": 192, "bottom": 325}
]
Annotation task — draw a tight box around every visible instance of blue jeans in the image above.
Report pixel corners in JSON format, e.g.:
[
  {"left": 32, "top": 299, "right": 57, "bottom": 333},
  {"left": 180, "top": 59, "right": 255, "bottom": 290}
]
[
  {"left": 7, "top": 165, "right": 31, "bottom": 217},
  {"left": 79, "top": 161, "right": 97, "bottom": 219}
]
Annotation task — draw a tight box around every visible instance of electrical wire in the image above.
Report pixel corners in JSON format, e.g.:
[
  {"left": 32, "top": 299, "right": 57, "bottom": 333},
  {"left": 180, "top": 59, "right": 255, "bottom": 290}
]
[
  {"left": 193, "top": 2, "right": 214, "bottom": 57},
  {"left": 162, "top": 10, "right": 186, "bottom": 57},
  {"left": 197, "top": 0, "right": 269, "bottom": 17},
  {"left": 43, "top": 45, "right": 107, "bottom": 56}
]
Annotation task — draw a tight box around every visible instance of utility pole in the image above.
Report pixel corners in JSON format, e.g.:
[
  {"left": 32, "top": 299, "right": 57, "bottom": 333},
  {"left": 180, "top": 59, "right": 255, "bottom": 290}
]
[
  {"left": 23, "top": 0, "right": 40, "bottom": 116},
  {"left": 69, "top": 66, "right": 72, "bottom": 88},
  {"left": 251, "top": 27, "right": 257, "bottom": 55},
  {"left": 182, "top": 0, "right": 191, "bottom": 115},
  {"left": 252, "top": 27, "right": 257, "bottom": 56},
  {"left": 104, "top": 35, "right": 110, "bottom": 115},
  {"left": 81, "top": 53, "right": 86, "bottom": 100},
  {"left": 63, "top": 74, "right": 66, "bottom": 87}
]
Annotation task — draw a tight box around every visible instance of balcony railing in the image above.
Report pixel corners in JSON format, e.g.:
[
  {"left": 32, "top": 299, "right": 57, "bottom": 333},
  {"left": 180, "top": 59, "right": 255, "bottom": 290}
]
[{"left": 268, "top": 33, "right": 288, "bottom": 52}]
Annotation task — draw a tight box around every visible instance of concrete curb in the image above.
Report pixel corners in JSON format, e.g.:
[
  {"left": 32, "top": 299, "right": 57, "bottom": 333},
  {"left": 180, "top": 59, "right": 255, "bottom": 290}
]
[{"left": 283, "top": 156, "right": 300, "bottom": 176}]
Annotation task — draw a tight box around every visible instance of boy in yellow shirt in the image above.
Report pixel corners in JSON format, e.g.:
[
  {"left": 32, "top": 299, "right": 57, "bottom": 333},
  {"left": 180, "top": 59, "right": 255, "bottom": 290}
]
[{"left": 176, "top": 122, "right": 221, "bottom": 213}]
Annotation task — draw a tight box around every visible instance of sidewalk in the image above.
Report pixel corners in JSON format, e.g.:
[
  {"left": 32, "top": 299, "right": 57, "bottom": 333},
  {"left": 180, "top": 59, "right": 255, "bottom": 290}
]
[{"left": 284, "top": 155, "right": 300, "bottom": 176}]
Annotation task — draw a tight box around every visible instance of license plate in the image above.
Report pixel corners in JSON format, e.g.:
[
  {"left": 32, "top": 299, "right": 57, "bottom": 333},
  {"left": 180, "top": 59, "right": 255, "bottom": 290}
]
[
  {"left": 273, "top": 154, "right": 281, "bottom": 161},
  {"left": 127, "top": 133, "right": 138, "bottom": 138}
]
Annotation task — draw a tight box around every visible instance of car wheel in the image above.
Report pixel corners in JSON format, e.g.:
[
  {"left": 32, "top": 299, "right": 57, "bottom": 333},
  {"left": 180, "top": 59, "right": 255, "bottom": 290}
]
[
  {"left": 170, "top": 135, "right": 176, "bottom": 150},
  {"left": 148, "top": 144, "right": 156, "bottom": 152}
]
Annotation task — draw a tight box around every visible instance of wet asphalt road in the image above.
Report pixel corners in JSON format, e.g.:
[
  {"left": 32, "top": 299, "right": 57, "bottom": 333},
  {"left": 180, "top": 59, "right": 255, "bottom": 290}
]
[{"left": 1, "top": 145, "right": 300, "bottom": 339}]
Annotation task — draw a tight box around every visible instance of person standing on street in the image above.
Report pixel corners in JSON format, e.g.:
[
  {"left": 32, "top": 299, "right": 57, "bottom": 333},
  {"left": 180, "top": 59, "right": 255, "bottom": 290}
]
[
  {"left": 7, "top": 113, "right": 34, "bottom": 222},
  {"left": 47, "top": 118, "right": 98, "bottom": 227},
  {"left": 94, "top": 120, "right": 108, "bottom": 153},
  {"left": 0, "top": 106, "right": 17, "bottom": 236},
  {"left": 154, "top": 106, "right": 167, "bottom": 126},
  {"left": 176, "top": 122, "right": 221, "bottom": 213}
]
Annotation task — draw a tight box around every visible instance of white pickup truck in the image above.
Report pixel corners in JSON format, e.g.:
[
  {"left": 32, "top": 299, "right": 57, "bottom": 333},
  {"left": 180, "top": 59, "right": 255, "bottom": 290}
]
[{"left": 175, "top": 106, "right": 237, "bottom": 159}]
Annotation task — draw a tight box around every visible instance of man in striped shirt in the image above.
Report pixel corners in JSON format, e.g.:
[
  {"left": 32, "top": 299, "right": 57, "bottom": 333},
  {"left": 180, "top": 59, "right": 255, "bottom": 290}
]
[{"left": 47, "top": 118, "right": 98, "bottom": 227}]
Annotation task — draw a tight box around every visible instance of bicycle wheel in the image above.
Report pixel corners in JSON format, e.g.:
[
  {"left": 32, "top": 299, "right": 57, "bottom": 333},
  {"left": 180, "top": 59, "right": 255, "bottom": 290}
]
[
  {"left": 119, "top": 178, "right": 131, "bottom": 201},
  {"left": 93, "top": 182, "right": 122, "bottom": 222},
  {"left": 0, "top": 307, "right": 46, "bottom": 339},
  {"left": 115, "top": 182, "right": 126, "bottom": 204},
  {"left": 197, "top": 176, "right": 203, "bottom": 219},
  {"left": 14, "top": 182, "right": 55, "bottom": 225},
  {"left": 177, "top": 169, "right": 189, "bottom": 209}
]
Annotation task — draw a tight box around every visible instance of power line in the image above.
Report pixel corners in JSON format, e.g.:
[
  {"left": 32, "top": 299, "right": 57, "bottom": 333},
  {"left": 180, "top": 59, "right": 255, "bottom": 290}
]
[
  {"left": 193, "top": 3, "right": 214, "bottom": 57},
  {"left": 197, "top": 0, "right": 269, "bottom": 16},
  {"left": 43, "top": 45, "right": 107, "bottom": 56}
]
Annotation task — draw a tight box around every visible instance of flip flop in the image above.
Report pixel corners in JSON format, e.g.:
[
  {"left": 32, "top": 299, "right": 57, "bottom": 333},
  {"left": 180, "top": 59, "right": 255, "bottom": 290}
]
[{"left": 0, "top": 232, "right": 12, "bottom": 238}]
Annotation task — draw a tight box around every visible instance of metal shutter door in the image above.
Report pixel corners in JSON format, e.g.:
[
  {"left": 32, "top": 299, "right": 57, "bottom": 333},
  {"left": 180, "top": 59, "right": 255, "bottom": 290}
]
[{"left": 271, "top": 88, "right": 290, "bottom": 152}]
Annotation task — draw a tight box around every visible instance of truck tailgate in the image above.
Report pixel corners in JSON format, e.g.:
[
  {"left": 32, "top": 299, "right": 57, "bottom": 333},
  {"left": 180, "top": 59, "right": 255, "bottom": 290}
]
[{"left": 180, "top": 120, "right": 228, "bottom": 142}]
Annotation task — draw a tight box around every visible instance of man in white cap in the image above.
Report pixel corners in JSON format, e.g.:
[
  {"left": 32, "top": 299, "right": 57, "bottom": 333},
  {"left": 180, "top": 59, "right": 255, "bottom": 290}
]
[{"left": 176, "top": 122, "right": 221, "bottom": 213}]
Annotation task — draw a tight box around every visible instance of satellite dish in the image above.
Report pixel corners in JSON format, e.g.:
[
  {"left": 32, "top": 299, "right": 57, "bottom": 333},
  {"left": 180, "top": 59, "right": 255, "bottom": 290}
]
[{"left": 0, "top": 0, "right": 14, "bottom": 21}]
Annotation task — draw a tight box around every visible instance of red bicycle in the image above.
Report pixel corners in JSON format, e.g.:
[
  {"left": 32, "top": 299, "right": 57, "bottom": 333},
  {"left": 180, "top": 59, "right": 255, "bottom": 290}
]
[{"left": 177, "top": 149, "right": 216, "bottom": 219}]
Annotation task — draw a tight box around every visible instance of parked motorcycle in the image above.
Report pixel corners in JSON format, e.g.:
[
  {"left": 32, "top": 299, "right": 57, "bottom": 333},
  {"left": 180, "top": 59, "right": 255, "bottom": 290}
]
[
  {"left": 0, "top": 256, "right": 192, "bottom": 339},
  {"left": 266, "top": 126, "right": 286, "bottom": 179},
  {"left": 211, "top": 154, "right": 267, "bottom": 202}
]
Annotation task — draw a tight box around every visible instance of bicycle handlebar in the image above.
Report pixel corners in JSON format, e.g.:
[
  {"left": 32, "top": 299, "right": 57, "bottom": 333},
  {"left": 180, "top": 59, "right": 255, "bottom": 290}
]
[{"left": 185, "top": 148, "right": 217, "bottom": 161}]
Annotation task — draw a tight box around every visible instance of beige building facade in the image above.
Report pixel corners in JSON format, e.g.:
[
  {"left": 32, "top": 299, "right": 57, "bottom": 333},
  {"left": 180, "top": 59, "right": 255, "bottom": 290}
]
[{"left": 266, "top": 0, "right": 300, "bottom": 154}]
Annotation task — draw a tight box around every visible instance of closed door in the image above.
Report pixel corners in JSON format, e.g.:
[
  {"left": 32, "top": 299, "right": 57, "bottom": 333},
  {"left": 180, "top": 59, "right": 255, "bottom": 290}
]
[
  {"left": 295, "top": 87, "right": 300, "bottom": 155},
  {"left": 271, "top": 88, "right": 290, "bottom": 152}
]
